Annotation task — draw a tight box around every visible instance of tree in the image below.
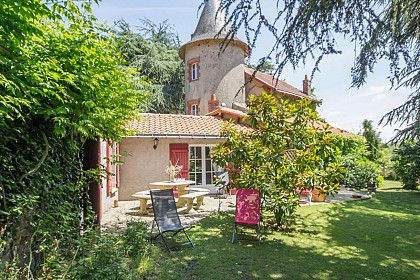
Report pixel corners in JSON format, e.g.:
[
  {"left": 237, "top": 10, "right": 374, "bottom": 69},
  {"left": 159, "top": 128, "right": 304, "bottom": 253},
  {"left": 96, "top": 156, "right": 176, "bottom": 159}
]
[
  {"left": 247, "top": 60, "right": 276, "bottom": 74},
  {"left": 361, "top": 119, "right": 382, "bottom": 162},
  {"left": 1, "top": 1, "right": 147, "bottom": 276},
  {"left": 116, "top": 19, "right": 185, "bottom": 114},
  {"left": 212, "top": 93, "right": 344, "bottom": 229},
  {"left": 392, "top": 141, "right": 420, "bottom": 190},
  {"left": 219, "top": 0, "right": 419, "bottom": 142}
]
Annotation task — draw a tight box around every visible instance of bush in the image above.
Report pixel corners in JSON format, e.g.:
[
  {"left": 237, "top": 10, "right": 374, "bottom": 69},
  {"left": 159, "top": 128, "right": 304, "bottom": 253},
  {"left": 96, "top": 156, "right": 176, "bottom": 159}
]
[
  {"left": 212, "top": 94, "right": 344, "bottom": 230},
  {"left": 378, "top": 145, "right": 397, "bottom": 180},
  {"left": 65, "top": 221, "right": 159, "bottom": 280},
  {"left": 342, "top": 154, "right": 382, "bottom": 189},
  {"left": 392, "top": 141, "right": 420, "bottom": 190}
]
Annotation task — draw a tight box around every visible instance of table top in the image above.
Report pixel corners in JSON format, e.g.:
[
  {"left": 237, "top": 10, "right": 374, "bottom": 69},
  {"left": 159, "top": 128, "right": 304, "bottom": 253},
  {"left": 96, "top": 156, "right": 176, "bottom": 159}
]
[{"left": 149, "top": 180, "right": 196, "bottom": 187}]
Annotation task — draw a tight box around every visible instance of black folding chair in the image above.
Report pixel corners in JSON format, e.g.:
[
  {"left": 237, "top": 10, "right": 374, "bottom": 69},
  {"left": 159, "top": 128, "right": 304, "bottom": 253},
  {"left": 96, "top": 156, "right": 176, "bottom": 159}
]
[{"left": 150, "top": 189, "right": 194, "bottom": 253}]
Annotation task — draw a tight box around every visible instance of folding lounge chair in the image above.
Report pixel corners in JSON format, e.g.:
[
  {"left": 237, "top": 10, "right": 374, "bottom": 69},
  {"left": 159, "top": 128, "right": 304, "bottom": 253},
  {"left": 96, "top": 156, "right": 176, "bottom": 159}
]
[
  {"left": 150, "top": 189, "right": 194, "bottom": 253},
  {"left": 232, "top": 189, "right": 261, "bottom": 244}
]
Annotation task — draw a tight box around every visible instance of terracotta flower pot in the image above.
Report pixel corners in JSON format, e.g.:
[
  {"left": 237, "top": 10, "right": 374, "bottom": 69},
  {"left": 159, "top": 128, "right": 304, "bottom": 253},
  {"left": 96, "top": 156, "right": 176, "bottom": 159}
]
[{"left": 312, "top": 189, "right": 326, "bottom": 202}]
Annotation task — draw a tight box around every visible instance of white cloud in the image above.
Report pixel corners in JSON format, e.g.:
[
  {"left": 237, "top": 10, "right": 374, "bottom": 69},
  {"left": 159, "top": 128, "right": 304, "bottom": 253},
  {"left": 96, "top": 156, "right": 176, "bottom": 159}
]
[{"left": 360, "top": 85, "right": 388, "bottom": 97}]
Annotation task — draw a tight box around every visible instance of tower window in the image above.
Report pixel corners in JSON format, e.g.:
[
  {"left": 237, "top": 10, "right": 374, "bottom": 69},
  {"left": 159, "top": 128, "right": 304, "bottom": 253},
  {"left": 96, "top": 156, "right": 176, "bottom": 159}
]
[
  {"left": 191, "top": 104, "right": 198, "bottom": 115},
  {"left": 191, "top": 62, "right": 198, "bottom": 81},
  {"left": 187, "top": 57, "right": 200, "bottom": 82},
  {"left": 187, "top": 98, "right": 200, "bottom": 115}
]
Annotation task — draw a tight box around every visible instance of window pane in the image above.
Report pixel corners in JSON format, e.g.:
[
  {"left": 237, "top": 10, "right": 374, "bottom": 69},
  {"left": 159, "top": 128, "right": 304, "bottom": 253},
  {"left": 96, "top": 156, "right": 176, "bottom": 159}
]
[
  {"left": 206, "top": 159, "right": 212, "bottom": 171},
  {"left": 196, "top": 173, "right": 202, "bottom": 185},
  {"left": 191, "top": 63, "right": 198, "bottom": 80},
  {"left": 205, "top": 146, "right": 211, "bottom": 158},
  {"left": 206, "top": 172, "right": 212, "bottom": 184}
]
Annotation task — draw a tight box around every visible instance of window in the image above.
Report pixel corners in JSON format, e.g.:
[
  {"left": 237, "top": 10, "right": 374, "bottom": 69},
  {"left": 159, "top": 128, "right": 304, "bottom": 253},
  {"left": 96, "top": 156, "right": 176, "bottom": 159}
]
[
  {"left": 187, "top": 98, "right": 200, "bottom": 115},
  {"left": 191, "top": 62, "right": 198, "bottom": 81},
  {"left": 187, "top": 57, "right": 200, "bottom": 82},
  {"left": 189, "top": 145, "right": 221, "bottom": 186},
  {"left": 191, "top": 104, "right": 198, "bottom": 116}
]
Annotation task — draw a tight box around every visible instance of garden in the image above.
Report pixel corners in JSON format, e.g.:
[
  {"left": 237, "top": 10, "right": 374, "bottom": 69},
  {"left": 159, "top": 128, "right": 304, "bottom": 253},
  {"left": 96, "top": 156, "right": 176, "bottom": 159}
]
[
  {"left": 1, "top": 1, "right": 419, "bottom": 279},
  {"left": 64, "top": 180, "right": 420, "bottom": 280}
]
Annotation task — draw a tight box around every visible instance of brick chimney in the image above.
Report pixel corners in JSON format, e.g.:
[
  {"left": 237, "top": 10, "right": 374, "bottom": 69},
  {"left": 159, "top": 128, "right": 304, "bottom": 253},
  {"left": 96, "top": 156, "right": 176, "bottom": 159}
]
[
  {"left": 303, "top": 75, "right": 311, "bottom": 95},
  {"left": 208, "top": 93, "right": 219, "bottom": 112}
]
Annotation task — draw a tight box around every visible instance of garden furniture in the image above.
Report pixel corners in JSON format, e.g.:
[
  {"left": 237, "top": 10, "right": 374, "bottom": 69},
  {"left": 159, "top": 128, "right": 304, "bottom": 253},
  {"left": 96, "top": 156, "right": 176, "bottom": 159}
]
[
  {"left": 232, "top": 189, "right": 261, "bottom": 244},
  {"left": 149, "top": 188, "right": 195, "bottom": 253}
]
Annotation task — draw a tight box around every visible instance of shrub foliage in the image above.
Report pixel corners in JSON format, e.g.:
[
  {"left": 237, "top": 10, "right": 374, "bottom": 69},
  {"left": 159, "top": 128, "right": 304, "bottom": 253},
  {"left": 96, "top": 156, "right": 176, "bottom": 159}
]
[
  {"left": 211, "top": 93, "right": 345, "bottom": 229},
  {"left": 392, "top": 141, "right": 420, "bottom": 190},
  {"left": 0, "top": 1, "right": 146, "bottom": 277}
]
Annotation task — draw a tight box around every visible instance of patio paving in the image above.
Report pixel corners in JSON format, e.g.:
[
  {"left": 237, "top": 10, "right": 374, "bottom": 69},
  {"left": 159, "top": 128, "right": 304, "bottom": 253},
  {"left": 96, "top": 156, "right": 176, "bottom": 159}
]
[{"left": 101, "top": 188, "right": 370, "bottom": 230}]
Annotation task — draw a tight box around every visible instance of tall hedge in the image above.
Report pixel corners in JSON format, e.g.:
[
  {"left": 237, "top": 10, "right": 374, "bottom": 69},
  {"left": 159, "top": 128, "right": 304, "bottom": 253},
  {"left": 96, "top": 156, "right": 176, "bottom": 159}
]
[{"left": 0, "top": 1, "right": 147, "bottom": 277}]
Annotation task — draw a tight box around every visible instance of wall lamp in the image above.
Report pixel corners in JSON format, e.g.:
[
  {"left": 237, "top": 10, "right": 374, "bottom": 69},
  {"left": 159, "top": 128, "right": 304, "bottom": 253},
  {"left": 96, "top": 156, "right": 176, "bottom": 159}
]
[{"left": 153, "top": 138, "right": 159, "bottom": 150}]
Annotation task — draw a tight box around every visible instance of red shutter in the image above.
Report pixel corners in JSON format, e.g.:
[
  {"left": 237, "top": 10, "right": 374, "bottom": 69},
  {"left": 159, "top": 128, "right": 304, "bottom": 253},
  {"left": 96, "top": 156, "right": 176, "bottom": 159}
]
[
  {"left": 106, "top": 142, "right": 112, "bottom": 196},
  {"left": 115, "top": 144, "right": 120, "bottom": 188},
  {"left": 169, "top": 143, "right": 189, "bottom": 179}
]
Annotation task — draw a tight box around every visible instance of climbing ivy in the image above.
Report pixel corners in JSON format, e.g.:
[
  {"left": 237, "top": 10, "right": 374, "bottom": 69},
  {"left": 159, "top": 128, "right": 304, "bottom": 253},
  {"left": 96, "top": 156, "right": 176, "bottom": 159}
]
[{"left": 0, "top": 1, "right": 148, "bottom": 277}]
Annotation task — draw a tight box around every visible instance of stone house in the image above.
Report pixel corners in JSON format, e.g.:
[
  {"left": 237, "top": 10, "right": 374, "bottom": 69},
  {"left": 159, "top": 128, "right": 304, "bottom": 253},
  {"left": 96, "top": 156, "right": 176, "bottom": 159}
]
[{"left": 116, "top": 0, "right": 336, "bottom": 203}]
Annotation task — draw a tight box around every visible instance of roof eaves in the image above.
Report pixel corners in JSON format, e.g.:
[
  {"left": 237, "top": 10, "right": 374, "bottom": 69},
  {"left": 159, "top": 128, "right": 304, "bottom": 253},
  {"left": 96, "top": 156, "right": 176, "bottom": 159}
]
[{"left": 128, "top": 133, "right": 224, "bottom": 139}]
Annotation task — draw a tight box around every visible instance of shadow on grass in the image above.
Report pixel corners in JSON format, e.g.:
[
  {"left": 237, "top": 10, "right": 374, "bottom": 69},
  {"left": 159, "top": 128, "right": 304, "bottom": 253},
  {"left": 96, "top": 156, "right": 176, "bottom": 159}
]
[{"left": 152, "top": 189, "right": 420, "bottom": 280}]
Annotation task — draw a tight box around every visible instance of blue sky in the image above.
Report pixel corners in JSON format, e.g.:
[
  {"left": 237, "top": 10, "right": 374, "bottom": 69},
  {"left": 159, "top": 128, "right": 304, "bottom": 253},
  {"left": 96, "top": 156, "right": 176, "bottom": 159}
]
[{"left": 91, "top": 0, "right": 411, "bottom": 142}]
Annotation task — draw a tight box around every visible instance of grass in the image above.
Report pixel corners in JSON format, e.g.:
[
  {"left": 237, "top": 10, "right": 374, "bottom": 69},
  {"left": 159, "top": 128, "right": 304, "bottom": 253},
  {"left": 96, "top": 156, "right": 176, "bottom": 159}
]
[{"left": 140, "top": 181, "right": 420, "bottom": 280}]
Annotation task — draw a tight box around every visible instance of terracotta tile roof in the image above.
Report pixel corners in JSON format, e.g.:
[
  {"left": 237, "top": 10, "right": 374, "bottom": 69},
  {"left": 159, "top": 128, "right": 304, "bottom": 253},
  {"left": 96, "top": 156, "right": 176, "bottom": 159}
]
[
  {"left": 127, "top": 113, "right": 251, "bottom": 137},
  {"left": 244, "top": 67, "right": 319, "bottom": 102},
  {"left": 127, "top": 113, "right": 350, "bottom": 138},
  {"left": 327, "top": 126, "right": 352, "bottom": 136}
]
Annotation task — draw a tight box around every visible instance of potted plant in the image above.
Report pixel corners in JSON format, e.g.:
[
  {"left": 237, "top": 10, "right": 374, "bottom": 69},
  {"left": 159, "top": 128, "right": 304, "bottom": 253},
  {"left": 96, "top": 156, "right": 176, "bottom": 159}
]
[
  {"left": 165, "top": 161, "right": 183, "bottom": 182},
  {"left": 311, "top": 188, "right": 327, "bottom": 202}
]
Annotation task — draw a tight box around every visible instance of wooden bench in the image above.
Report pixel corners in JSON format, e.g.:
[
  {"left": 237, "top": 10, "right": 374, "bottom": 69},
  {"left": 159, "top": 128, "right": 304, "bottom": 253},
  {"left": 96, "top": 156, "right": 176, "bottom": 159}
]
[{"left": 179, "top": 191, "right": 208, "bottom": 214}]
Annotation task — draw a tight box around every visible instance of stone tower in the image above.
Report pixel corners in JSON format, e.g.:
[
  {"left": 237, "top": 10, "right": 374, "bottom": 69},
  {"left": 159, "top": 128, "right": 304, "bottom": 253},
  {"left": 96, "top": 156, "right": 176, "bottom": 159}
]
[{"left": 179, "top": 0, "right": 249, "bottom": 116}]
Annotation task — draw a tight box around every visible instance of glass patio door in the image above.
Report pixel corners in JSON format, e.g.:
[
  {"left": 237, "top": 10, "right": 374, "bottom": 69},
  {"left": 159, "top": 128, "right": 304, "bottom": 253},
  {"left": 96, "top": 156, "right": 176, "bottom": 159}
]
[{"left": 189, "top": 145, "right": 220, "bottom": 186}]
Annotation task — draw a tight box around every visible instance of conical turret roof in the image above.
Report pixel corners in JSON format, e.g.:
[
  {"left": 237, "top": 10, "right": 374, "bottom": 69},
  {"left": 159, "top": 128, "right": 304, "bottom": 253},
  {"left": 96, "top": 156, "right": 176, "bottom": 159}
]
[
  {"left": 191, "top": 0, "right": 229, "bottom": 40},
  {"left": 179, "top": 0, "right": 249, "bottom": 59}
]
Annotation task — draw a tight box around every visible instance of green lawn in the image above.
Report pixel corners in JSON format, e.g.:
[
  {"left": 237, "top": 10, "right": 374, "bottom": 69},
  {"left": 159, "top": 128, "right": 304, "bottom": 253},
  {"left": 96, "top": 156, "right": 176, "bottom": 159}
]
[{"left": 144, "top": 181, "right": 420, "bottom": 280}]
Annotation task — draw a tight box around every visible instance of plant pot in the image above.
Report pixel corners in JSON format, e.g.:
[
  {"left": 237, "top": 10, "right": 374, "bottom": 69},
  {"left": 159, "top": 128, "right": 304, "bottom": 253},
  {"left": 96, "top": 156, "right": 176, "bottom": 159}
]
[{"left": 312, "top": 189, "right": 326, "bottom": 202}]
